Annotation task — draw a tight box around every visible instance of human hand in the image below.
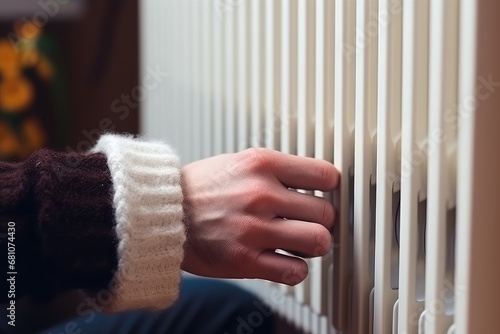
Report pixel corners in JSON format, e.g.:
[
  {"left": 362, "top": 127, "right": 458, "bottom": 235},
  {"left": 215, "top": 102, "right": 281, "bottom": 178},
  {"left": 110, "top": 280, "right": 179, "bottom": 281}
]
[{"left": 180, "top": 148, "right": 339, "bottom": 286}]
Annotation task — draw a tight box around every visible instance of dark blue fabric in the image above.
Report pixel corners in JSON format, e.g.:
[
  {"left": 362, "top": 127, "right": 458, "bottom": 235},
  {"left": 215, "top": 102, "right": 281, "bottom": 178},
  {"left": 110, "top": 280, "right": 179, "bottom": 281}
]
[{"left": 40, "top": 277, "right": 274, "bottom": 334}]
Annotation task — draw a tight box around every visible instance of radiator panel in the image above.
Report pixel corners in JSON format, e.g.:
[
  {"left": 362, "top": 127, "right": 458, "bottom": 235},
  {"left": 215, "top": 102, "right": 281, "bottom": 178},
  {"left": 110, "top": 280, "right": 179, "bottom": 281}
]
[{"left": 140, "top": 0, "right": 500, "bottom": 333}]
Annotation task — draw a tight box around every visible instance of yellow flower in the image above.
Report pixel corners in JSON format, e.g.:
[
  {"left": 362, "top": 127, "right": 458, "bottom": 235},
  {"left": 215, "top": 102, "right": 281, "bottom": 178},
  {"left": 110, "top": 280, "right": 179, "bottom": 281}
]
[
  {"left": 0, "top": 76, "right": 34, "bottom": 112},
  {"left": 0, "top": 40, "right": 20, "bottom": 78},
  {"left": 0, "top": 121, "right": 20, "bottom": 158},
  {"left": 35, "top": 56, "right": 54, "bottom": 81},
  {"left": 20, "top": 49, "right": 41, "bottom": 68}
]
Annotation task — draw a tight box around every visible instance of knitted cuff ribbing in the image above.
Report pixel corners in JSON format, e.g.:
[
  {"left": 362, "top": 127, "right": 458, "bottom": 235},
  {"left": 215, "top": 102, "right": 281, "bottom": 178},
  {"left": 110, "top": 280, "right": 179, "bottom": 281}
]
[{"left": 93, "top": 134, "right": 186, "bottom": 312}]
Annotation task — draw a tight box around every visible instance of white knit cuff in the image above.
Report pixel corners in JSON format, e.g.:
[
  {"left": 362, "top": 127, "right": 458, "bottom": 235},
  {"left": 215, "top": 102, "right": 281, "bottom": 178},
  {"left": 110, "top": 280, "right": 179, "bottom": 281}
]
[{"left": 92, "top": 134, "right": 186, "bottom": 312}]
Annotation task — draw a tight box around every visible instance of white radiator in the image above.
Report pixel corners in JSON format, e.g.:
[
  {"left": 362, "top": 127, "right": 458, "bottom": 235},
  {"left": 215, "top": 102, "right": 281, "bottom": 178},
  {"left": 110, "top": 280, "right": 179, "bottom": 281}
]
[{"left": 140, "top": 0, "right": 500, "bottom": 333}]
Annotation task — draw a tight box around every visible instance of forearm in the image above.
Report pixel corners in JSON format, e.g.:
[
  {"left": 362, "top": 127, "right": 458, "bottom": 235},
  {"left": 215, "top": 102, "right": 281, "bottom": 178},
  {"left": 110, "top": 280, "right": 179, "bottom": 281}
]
[{"left": 0, "top": 135, "right": 186, "bottom": 312}]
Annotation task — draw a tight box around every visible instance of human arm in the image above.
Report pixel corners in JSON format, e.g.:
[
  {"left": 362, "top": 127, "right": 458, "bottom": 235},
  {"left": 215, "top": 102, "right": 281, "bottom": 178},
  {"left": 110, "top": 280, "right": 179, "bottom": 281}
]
[
  {"left": 0, "top": 135, "right": 339, "bottom": 312},
  {"left": 0, "top": 134, "right": 186, "bottom": 312}
]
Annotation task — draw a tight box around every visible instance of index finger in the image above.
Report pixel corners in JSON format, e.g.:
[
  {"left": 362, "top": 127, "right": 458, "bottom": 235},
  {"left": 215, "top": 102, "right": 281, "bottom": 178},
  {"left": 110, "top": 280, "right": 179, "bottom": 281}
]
[{"left": 268, "top": 150, "right": 340, "bottom": 191}]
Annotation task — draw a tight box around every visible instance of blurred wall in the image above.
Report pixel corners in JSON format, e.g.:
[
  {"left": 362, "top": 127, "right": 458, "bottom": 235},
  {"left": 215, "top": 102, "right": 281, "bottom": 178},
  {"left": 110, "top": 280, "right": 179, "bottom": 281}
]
[{"left": 0, "top": 0, "right": 139, "bottom": 155}]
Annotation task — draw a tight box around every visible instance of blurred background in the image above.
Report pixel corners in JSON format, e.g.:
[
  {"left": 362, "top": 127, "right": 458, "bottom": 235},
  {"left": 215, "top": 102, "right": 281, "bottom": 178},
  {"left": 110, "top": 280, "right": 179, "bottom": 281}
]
[{"left": 0, "top": 0, "right": 139, "bottom": 161}]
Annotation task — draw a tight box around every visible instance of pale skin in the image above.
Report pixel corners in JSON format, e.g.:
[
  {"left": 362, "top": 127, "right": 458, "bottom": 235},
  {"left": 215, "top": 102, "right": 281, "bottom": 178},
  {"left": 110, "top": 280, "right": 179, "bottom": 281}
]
[{"left": 180, "top": 147, "right": 340, "bottom": 286}]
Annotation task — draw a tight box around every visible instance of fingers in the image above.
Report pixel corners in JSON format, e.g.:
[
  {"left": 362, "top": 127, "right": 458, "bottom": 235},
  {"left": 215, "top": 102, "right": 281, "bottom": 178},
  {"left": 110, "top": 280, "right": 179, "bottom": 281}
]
[
  {"left": 267, "top": 149, "right": 340, "bottom": 191},
  {"left": 250, "top": 250, "right": 308, "bottom": 286},
  {"left": 259, "top": 218, "right": 332, "bottom": 258},
  {"left": 273, "top": 189, "right": 335, "bottom": 229}
]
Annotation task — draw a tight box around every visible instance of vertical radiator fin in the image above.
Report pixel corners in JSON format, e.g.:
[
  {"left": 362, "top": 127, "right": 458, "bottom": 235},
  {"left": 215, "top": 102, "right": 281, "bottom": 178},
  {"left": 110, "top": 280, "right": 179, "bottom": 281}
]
[
  {"left": 224, "top": 1, "right": 237, "bottom": 154},
  {"left": 212, "top": 0, "right": 224, "bottom": 156},
  {"left": 352, "top": 0, "right": 378, "bottom": 333},
  {"left": 295, "top": 0, "right": 316, "bottom": 331},
  {"left": 250, "top": 0, "right": 264, "bottom": 148},
  {"left": 236, "top": 0, "right": 251, "bottom": 151},
  {"left": 333, "top": 0, "right": 356, "bottom": 330},
  {"left": 425, "top": 0, "right": 459, "bottom": 333},
  {"left": 373, "top": 1, "right": 402, "bottom": 334},
  {"left": 279, "top": 0, "right": 298, "bottom": 323},
  {"left": 398, "top": 0, "right": 430, "bottom": 333},
  {"left": 311, "top": 1, "right": 335, "bottom": 333},
  {"left": 201, "top": 0, "right": 213, "bottom": 159}
]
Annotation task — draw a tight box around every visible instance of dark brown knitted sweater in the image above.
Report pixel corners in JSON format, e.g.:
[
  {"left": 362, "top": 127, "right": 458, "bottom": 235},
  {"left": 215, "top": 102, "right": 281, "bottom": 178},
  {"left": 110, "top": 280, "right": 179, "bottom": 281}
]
[{"left": 0, "top": 149, "right": 118, "bottom": 303}]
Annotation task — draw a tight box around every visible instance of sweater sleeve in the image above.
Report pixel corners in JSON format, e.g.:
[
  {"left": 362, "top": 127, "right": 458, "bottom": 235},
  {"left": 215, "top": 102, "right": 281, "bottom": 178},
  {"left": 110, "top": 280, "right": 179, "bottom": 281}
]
[
  {"left": 0, "top": 135, "right": 186, "bottom": 312},
  {"left": 92, "top": 134, "right": 186, "bottom": 312},
  {"left": 0, "top": 149, "right": 117, "bottom": 302}
]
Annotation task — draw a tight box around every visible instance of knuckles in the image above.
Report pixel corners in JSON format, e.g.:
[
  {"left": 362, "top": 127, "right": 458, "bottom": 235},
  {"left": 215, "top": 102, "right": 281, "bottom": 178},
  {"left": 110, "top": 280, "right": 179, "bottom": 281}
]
[
  {"left": 240, "top": 182, "right": 278, "bottom": 213},
  {"left": 230, "top": 243, "right": 254, "bottom": 266},
  {"left": 239, "top": 147, "right": 273, "bottom": 174}
]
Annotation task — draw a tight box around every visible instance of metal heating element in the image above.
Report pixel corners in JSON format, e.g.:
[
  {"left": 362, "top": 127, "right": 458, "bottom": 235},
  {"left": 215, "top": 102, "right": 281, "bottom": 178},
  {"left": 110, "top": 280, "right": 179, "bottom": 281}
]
[{"left": 140, "top": 0, "right": 500, "bottom": 333}]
